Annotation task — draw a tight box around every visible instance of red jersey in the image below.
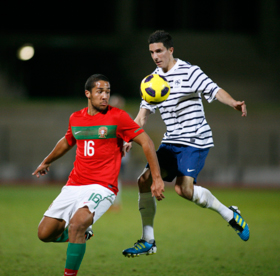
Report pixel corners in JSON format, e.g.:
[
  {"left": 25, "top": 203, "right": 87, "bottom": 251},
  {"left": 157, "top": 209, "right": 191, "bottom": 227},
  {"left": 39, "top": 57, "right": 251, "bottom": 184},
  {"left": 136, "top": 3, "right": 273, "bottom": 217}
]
[{"left": 65, "top": 106, "right": 144, "bottom": 194}]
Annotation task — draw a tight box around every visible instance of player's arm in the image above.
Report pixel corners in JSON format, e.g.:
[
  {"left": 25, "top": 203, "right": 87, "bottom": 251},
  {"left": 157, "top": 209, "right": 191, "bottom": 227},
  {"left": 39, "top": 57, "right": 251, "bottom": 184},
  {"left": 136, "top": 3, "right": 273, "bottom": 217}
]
[
  {"left": 32, "top": 137, "right": 73, "bottom": 178},
  {"left": 134, "top": 108, "right": 152, "bottom": 128},
  {"left": 122, "top": 108, "right": 152, "bottom": 156},
  {"left": 132, "top": 131, "right": 165, "bottom": 201},
  {"left": 215, "top": 88, "right": 247, "bottom": 117}
]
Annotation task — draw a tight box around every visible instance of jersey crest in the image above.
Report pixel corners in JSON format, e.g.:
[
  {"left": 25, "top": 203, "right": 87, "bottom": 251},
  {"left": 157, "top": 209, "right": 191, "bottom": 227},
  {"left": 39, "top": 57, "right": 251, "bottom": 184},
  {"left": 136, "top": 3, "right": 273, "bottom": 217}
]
[
  {"left": 98, "top": 126, "right": 108, "bottom": 138},
  {"left": 174, "top": 78, "right": 182, "bottom": 88}
]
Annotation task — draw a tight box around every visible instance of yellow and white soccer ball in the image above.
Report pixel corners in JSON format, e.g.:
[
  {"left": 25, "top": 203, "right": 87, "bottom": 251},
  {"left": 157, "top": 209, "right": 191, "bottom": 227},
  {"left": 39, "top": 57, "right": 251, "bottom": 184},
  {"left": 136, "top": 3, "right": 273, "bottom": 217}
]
[{"left": 140, "top": 74, "right": 170, "bottom": 104}]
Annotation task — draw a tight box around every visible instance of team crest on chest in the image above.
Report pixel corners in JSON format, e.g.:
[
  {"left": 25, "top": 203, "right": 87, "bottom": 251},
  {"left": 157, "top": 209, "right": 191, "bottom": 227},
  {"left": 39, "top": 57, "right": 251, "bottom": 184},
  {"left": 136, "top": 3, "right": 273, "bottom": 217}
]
[
  {"left": 174, "top": 78, "right": 182, "bottom": 89},
  {"left": 98, "top": 126, "right": 108, "bottom": 138}
]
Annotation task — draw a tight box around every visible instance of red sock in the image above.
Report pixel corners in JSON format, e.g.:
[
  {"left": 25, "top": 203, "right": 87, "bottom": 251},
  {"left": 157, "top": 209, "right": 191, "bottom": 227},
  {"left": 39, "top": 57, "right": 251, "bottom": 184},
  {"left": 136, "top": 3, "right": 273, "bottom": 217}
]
[{"left": 64, "top": 268, "right": 78, "bottom": 276}]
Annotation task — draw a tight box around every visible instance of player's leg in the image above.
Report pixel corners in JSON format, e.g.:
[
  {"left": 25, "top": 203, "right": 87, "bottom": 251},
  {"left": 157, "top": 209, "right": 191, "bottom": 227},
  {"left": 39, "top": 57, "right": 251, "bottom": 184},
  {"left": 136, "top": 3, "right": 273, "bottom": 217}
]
[
  {"left": 122, "top": 144, "right": 176, "bottom": 257},
  {"left": 38, "top": 186, "right": 72, "bottom": 243},
  {"left": 64, "top": 184, "right": 115, "bottom": 276},
  {"left": 174, "top": 145, "right": 233, "bottom": 217},
  {"left": 68, "top": 206, "right": 94, "bottom": 243},
  {"left": 122, "top": 167, "right": 157, "bottom": 257},
  {"left": 175, "top": 176, "right": 234, "bottom": 221},
  {"left": 38, "top": 216, "right": 66, "bottom": 242},
  {"left": 137, "top": 143, "right": 176, "bottom": 243},
  {"left": 174, "top": 145, "right": 249, "bottom": 241},
  {"left": 39, "top": 186, "right": 78, "bottom": 244},
  {"left": 174, "top": 176, "right": 249, "bottom": 240},
  {"left": 137, "top": 144, "right": 172, "bottom": 243},
  {"left": 64, "top": 207, "right": 93, "bottom": 276},
  {"left": 138, "top": 167, "right": 157, "bottom": 242}
]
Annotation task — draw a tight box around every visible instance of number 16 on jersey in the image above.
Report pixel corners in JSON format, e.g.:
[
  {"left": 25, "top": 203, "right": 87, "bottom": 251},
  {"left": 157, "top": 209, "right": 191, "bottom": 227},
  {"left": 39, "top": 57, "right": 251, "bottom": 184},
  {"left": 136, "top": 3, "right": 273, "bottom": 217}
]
[{"left": 84, "top": 141, "right": 95, "bottom": 156}]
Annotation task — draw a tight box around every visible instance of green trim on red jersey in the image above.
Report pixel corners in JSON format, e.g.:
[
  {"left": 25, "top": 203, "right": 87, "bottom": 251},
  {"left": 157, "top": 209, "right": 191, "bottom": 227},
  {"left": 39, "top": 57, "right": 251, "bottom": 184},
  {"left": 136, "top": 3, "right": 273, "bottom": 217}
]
[
  {"left": 134, "top": 127, "right": 143, "bottom": 133},
  {"left": 71, "top": 125, "right": 117, "bottom": 140}
]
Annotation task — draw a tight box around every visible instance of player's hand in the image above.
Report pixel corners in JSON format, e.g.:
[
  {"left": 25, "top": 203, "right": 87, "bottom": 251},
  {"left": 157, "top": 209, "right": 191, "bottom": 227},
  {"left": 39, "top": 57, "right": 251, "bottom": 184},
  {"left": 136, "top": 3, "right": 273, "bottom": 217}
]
[
  {"left": 233, "top": 101, "right": 247, "bottom": 117},
  {"left": 122, "top": 142, "right": 132, "bottom": 157},
  {"left": 32, "top": 163, "right": 50, "bottom": 178},
  {"left": 151, "top": 178, "right": 165, "bottom": 201}
]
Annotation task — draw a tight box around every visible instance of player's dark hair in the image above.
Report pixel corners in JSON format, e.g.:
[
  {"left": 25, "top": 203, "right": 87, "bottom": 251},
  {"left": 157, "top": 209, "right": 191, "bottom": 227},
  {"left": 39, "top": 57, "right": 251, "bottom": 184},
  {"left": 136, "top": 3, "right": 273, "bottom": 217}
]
[
  {"left": 85, "top": 74, "right": 110, "bottom": 91},
  {"left": 148, "top": 30, "right": 173, "bottom": 49}
]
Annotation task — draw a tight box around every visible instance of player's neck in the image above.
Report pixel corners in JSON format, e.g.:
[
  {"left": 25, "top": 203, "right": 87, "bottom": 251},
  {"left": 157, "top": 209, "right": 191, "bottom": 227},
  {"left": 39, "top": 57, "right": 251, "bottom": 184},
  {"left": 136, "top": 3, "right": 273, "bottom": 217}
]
[
  {"left": 163, "top": 58, "right": 177, "bottom": 73},
  {"left": 87, "top": 104, "right": 109, "bottom": 116},
  {"left": 87, "top": 105, "right": 100, "bottom": 116}
]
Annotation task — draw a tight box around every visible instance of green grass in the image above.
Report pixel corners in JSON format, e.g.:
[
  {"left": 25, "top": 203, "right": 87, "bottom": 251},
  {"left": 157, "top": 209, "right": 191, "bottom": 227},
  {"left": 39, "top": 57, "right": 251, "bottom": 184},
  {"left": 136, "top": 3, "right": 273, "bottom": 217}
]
[{"left": 0, "top": 185, "right": 280, "bottom": 276}]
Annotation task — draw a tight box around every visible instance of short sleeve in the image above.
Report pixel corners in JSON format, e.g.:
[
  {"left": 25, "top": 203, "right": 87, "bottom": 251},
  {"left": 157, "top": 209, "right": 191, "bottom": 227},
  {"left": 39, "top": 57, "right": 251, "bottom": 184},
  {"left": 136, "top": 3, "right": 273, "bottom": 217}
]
[
  {"left": 117, "top": 110, "right": 144, "bottom": 142},
  {"left": 65, "top": 114, "right": 76, "bottom": 146},
  {"left": 140, "top": 99, "right": 157, "bottom": 114},
  {"left": 190, "top": 66, "right": 220, "bottom": 103}
]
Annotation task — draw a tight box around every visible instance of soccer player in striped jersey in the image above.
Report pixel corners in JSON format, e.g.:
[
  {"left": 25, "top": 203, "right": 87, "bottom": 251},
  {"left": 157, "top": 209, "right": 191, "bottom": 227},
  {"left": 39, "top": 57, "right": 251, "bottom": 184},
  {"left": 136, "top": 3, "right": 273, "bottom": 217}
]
[
  {"left": 32, "top": 74, "right": 164, "bottom": 276},
  {"left": 122, "top": 30, "right": 250, "bottom": 257}
]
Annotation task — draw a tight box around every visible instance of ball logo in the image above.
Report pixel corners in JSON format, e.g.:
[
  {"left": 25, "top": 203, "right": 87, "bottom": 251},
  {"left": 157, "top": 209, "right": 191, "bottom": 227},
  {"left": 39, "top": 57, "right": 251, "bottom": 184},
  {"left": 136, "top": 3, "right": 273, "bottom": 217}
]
[{"left": 98, "top": 127, "right": 108, "bottom": 138}]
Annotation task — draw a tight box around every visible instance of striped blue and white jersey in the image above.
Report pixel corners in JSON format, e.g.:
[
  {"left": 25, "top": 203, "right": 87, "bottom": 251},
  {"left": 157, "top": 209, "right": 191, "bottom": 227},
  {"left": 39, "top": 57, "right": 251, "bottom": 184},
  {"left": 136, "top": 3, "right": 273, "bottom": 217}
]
[{"left": 140, "top": 59, "right": 220, "bottom": 149}]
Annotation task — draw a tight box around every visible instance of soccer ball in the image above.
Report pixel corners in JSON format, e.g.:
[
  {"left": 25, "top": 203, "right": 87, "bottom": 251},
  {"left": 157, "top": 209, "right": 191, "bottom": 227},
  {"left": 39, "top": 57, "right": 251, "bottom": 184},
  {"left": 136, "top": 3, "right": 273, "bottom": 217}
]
[{"left": 140, "top": 74, "right": 170, "bottom": 104}]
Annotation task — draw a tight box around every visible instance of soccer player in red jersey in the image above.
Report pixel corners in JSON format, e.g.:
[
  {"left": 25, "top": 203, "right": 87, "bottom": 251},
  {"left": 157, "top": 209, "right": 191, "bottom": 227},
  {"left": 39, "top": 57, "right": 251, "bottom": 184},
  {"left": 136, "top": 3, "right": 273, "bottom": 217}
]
[{"left": 32, "top": 74, "right": 165, "bottom": 276}]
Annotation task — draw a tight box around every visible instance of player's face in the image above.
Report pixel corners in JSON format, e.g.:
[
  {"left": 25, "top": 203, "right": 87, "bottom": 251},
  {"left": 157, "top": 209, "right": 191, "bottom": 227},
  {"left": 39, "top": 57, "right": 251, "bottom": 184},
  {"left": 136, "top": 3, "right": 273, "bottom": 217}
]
[
  {"left": 149, "top": 43, "right": 174, "bottom": 73},
  {"left": 86, "top": 80, "right": 110, "bottom": 114}
]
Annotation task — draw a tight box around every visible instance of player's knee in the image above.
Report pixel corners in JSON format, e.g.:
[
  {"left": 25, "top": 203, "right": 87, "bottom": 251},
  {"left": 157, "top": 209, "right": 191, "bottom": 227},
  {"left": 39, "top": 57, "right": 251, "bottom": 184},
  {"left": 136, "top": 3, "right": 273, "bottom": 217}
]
[
  {"left": 175, "top": 183, "right": 193, "bottom": 200},
  {"left": 69, "top": 209, "right": 93, "bottom": 236},
  {"left": 38, "top": 227, "right": 52, "bottom": 242},
  {"left": 175, "top": 176, "right": 194, "bottom": 200},
  {"left": 68, "top": 222, "right": 82, "bottom": 235},
  {"left": 137, "top": 174, "right": 146, "bottom": 186},
  {"left": 38, "top": 232, "right": 47, "bottom": 242},
  {"left": 68, "top": 221, "right": 88, "bottom": 238},
  {"left": 137, "top": 168, "right": 152, "bottom": 191}
]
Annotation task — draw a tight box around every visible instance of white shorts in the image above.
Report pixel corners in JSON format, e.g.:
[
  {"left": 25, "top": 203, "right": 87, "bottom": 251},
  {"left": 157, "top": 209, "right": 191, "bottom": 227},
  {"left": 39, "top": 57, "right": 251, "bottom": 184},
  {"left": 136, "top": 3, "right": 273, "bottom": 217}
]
[{"left": 44, "top": 184, "right": 116, "bottom": 227}]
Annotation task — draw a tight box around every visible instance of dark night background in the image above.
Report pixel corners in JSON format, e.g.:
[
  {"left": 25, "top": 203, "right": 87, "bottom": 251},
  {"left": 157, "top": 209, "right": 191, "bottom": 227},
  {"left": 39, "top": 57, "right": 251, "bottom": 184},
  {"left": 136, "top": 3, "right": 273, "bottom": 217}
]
[{"left": 1, "top": 0, "right": 278, "bottom": 100}]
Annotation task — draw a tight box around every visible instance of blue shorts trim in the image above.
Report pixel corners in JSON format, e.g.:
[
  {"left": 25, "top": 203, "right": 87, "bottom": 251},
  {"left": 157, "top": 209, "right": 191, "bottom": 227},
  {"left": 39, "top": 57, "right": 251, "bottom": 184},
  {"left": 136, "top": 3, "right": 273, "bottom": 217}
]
[{"left": 148, "top": 143, "right": 209, "bottom": 183}]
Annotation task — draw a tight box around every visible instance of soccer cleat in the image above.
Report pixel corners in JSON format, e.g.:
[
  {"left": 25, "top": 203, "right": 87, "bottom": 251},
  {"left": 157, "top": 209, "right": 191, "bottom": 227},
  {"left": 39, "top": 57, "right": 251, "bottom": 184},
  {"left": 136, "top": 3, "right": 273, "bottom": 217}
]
[
  {"left": 122, "top": 239, "right": 157, "bottom": 257},
  {"left": 228, "top": 206, "right": 250, "bottom": 241},
  {"left": 85, "top": 229, "right": 94, "bottom": 241}
]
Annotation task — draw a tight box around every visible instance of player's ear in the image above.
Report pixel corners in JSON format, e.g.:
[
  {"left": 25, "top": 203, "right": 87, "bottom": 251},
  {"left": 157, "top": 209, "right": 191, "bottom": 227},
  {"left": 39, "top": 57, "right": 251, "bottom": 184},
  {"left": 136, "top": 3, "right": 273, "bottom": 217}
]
[
  {"left": 169, "top": 47, "right": 174, "bottom": 55},
  {"left": 85, "top": 90, "right": 90, "bottom": 99}
]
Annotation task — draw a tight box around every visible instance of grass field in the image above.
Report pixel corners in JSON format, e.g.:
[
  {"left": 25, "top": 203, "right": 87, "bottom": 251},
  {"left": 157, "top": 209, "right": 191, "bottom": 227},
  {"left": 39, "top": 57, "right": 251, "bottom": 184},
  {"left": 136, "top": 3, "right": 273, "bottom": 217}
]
[{"left": 0, "top": 184, "right": 279, "bottom": 276}]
